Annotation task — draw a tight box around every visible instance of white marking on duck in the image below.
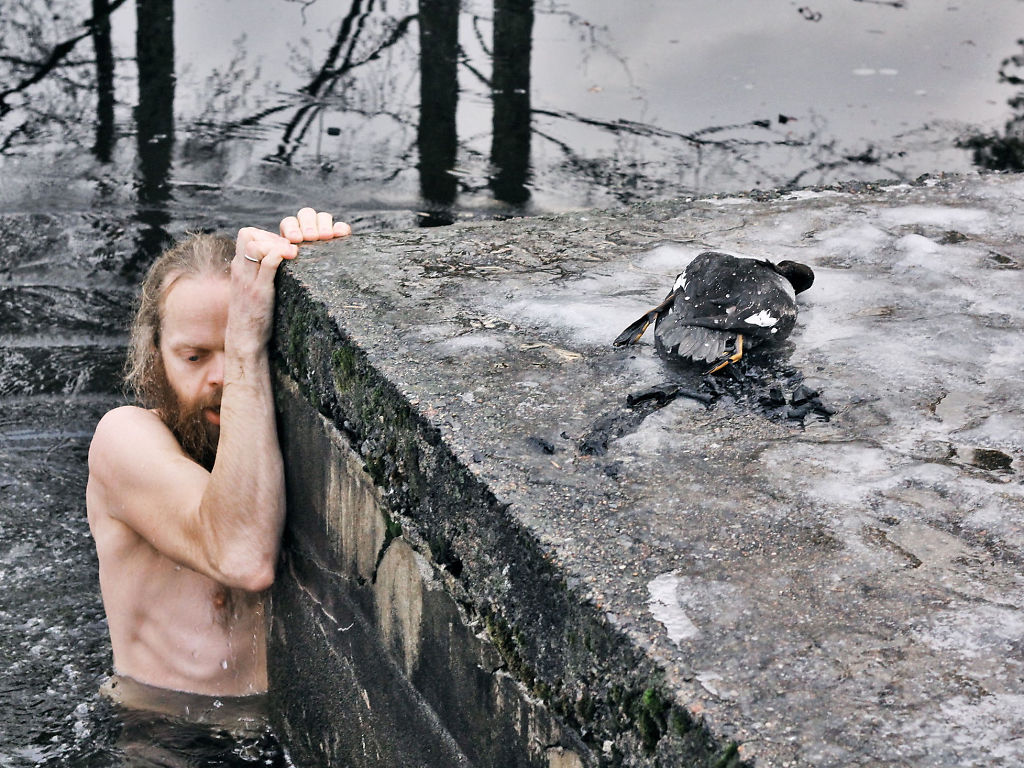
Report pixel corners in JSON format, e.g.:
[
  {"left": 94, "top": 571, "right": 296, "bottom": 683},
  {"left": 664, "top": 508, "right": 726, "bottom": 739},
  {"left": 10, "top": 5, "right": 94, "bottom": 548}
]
[{"left": 744, "top": 310, "right": 778, "bottom": 327}]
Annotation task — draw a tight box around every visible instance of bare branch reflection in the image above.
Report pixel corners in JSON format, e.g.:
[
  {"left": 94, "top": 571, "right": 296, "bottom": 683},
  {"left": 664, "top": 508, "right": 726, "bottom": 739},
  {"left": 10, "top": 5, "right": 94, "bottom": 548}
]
[
  {"left": 0, "top": 0, "right": 129, "bottom": 119},
  {"left": 959, "top": 39, "right": 1024, "bottom": 172}
]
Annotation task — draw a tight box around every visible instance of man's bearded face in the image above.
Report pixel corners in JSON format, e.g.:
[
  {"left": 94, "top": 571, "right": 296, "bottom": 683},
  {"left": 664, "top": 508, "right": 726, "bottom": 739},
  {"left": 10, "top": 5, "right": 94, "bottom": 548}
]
[
  {"left": 152, "top": 357, "right": 220, "bottom": 471},
  {"left": 150, "top": 275, "right": 230, "bottom": 472}
]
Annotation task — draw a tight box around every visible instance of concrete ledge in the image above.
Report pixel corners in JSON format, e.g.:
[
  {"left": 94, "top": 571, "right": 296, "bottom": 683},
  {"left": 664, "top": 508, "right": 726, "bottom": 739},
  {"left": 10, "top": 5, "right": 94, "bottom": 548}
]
[
  {"left": 269, "top": 174, "right": 1024, "bottom": 767},
  {"left": 271, "top": 375, "right": 584, "bottom": 766}
]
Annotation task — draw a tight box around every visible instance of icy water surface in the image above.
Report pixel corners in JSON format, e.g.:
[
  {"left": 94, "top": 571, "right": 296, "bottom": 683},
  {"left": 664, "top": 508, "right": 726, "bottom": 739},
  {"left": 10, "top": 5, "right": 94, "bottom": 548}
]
[{"left": 4, "top": 0, "right": 1024, "bottom": 764}]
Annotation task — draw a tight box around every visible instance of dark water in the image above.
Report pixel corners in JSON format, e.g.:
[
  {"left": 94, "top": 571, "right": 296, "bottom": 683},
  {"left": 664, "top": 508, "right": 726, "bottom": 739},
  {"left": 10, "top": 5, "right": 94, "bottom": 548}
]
[{"left": 3, "top": 0, "right": 1024, "bottom": 764}]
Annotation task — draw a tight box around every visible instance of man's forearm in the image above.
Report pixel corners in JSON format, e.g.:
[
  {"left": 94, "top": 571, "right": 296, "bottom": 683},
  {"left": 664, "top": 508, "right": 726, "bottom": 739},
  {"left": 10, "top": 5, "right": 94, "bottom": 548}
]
[
  {"left": 187, "top": 209, "right": 350, "bottom": 589},
  {"left": 199, "top": 347, "right": 285, "bottom": 591}
]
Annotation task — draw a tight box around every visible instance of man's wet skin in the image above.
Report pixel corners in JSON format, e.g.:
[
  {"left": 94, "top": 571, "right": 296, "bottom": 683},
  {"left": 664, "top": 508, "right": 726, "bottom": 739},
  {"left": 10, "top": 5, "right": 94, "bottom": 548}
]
[{"left": 87, "top": 208, "right": 351, "bottom": 697}]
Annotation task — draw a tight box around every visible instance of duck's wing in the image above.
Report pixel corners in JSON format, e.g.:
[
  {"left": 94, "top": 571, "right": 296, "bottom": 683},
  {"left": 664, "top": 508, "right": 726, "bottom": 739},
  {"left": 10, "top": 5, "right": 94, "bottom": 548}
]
[
  {"left": 655, "top": 322, "right": 734, "bottom": 364},
  {"left": 679, "top": 267, "right": 798, "bottom": 339},
  {"left": 725, "top": 271, "right": 799, "bottom": 339}
]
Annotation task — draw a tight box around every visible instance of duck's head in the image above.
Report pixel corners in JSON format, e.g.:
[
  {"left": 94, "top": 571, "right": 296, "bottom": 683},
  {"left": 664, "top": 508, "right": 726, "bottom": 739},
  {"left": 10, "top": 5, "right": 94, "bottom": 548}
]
[{"left": 776, "top": 260, "right": 815, "bottom": 294}]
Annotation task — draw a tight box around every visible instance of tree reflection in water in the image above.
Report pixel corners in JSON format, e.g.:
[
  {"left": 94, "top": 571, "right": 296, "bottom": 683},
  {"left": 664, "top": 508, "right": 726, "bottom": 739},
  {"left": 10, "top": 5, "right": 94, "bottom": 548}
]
[
  {"left": 5, "top": 0, "right": 1023, "bottom": 239},
  {"left": 959, "top": 39, "right": 1024, "bottom": 172},
  {"left": 4, "top": 2, "right": 1024, "bottom": 765}
]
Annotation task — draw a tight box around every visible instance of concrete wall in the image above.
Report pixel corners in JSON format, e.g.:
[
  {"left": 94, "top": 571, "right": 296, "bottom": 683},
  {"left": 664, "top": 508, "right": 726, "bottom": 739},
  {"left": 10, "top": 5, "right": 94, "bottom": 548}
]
[
  {"left": 270, "top": 375, "right": 590, "bottom": 767},
  {"left": 266, "top": 278, "right": 735, "bottom": 767}
]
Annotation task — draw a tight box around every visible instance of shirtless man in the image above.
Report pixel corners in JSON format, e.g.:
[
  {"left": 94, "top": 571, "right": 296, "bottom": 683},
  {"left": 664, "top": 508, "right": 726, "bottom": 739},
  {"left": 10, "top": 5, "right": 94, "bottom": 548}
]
[{"left": 87, "top": 208, "right": 350, "bottom": 698}]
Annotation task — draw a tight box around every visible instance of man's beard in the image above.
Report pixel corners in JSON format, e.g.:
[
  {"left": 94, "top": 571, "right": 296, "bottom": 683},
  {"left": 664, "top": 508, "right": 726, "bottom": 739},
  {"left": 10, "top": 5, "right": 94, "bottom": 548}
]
[{"left": 151, "top": 360, "right": 220, "bottom": 471}]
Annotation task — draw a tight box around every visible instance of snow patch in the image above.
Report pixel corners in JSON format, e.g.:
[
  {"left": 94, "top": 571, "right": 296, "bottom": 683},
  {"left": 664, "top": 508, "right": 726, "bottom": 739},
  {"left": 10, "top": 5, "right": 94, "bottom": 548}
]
[
  {"left": 878, "top": 205, "right": 991, "bottom": 232},
  {"left": 434, "top": 333, "right": 507, "bottom": 354},
  {"left": 647, "top": 572, "right": 699, "bottom": 643}
]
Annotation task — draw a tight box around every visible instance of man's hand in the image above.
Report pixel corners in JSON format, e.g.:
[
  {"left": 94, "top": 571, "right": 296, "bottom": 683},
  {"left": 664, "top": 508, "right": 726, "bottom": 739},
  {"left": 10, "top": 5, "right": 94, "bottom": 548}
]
[
  {"left": 280, "top": 207, "right": 352, "bottom": 243},
  {"left": 230, "top": 208, "right": 351, "bottom": 350}
]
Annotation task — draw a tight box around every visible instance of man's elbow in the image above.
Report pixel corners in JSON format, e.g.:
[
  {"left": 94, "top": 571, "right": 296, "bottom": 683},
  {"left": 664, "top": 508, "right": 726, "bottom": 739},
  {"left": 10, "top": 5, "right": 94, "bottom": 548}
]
[
  {"left": 217, "top": 555, "right": 277, "bottom": 593},
  {"left": 238, "top": 563, "right": 276, "bottom": 593}
]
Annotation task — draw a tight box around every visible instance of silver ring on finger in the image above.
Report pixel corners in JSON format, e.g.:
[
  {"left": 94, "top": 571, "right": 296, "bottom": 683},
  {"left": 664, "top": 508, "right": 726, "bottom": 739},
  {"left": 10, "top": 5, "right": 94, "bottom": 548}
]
[{"left": 243, "top": 254, "right": 262, "bottom": 264}]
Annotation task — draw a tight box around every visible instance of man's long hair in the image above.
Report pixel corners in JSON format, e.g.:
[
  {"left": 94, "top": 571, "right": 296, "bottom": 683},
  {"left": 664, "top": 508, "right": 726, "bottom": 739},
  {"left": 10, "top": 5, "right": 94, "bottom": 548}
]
[{"left": 125, "top": 233, "right": 235, "bottom": 406}]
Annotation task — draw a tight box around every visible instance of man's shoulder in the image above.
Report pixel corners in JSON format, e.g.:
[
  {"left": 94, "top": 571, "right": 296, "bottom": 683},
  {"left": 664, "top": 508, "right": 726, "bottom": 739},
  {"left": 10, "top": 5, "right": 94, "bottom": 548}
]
[
  {"left": 92, "top": 405, "right": 166, "bottom": 444},
  {"left": 89, "top": 406, "right": 175, "bottom": 476}
]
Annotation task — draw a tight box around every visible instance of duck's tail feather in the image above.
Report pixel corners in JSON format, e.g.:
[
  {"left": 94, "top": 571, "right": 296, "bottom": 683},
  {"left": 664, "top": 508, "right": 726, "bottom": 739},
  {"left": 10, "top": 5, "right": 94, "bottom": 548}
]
[
  {"left": 613, "top": 311, "right": 656, "bottom": 346},
  {"left": 613, "top": 289, "right": 679, "bottom": 347}
]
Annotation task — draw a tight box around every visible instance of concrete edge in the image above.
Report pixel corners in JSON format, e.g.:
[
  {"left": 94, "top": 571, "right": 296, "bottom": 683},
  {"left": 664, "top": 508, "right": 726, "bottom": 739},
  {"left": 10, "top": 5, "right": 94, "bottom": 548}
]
[{"left": 270, "top": 267, "right": 752, "bottom": 766}]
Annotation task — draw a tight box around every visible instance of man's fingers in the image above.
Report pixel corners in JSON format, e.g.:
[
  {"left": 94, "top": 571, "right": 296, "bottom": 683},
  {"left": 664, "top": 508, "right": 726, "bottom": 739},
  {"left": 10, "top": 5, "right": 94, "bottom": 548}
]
[
  {"left": 253, "top": 250, "right": 286, "bottom": 281},
  {"left": 242, "top": 237, "right": 297, "bottom": 266},
  {"left": 280, "top": 209, "right": 352, "bottom": 242},
  {"left": 238, "top": 227, "right": 292, "bottom": 254},
  {"left": 296, "top": 207, "right": 318, "bottom": 240},
  {"left": 316, "top": 211, "right": 335, "bottom": 239},
  {"left": 279, "top": 216, "right": 302, "bottom": 243}
]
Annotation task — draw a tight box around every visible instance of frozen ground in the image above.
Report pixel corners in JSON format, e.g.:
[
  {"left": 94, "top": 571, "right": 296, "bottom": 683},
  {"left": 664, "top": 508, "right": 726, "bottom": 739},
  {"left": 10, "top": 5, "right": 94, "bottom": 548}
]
[{"left": 284, "top": 171, "right": 1024, "bottom": 766}]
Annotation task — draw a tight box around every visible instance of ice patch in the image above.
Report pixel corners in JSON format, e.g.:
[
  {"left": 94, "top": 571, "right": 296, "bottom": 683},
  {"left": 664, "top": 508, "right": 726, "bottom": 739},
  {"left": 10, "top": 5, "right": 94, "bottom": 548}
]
[
  {"left": 434, "top": 333, "right": 507, "bottom": 354},
  {"left": 957, "top": 413, "right": 1024, "bottom": 450},
  {"left": 902, "top": 694, "right": 1024, "bottom": 764},
  {"left": 647, "top": 572, "right": 699, "bottom": 644},
  {"left": 915, "top": 605, "right": 1024, "bottom": 659},
  {"left": 815, "top": 222, "right": 890, "bottom": 261},
  {"left": 505, "top": 297, "right": 634, "bottom": 346},
  {"left": 638, "top": 244, "right": 699, "bottom": 273},
  {"left": 893, "top": 234, "right": 946, "bottom": 273},
  {"left": 895, "top": 233, "right": 941, "bottom": 256},
  {"left": 705, "top": 197, "right": 749, "bottom": 206},
  {"left": 878, "top": 205, "right": 991, "bottom": 232},
  {"left": 783, "top": 189, "right": 847, "bottom": 202},
  {"left": 762, "top": 441, "right": 898, "bottom": 514}
]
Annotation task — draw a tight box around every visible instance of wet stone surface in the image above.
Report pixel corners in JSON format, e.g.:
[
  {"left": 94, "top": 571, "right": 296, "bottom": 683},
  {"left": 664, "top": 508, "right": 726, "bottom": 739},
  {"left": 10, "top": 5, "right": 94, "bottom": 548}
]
[{"left": 273, "top": 173, "right": 1024, "bottom": 767}]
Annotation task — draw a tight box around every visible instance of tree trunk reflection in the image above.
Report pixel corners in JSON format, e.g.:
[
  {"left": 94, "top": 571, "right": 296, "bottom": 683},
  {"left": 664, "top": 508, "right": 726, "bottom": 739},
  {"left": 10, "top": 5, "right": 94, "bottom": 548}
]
[
  {"left": 417, "top": 0, "right": 459, "bottom": 226},
  {"left": 132, "top": 0, "right": 175, "bottom": 274},
  {"left": 490, "top": 0, "right": 532, "bottom": 206},
  {"left": 92, "top": 0, "right": 116, "bottom": 162}
]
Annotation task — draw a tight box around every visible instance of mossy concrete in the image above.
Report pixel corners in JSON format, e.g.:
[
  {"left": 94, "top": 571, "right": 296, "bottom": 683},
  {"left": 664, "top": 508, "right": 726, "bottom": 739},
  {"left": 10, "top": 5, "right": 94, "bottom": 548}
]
[{"left": 268, "top": 173, "right": 1024, "bottom": 767}]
